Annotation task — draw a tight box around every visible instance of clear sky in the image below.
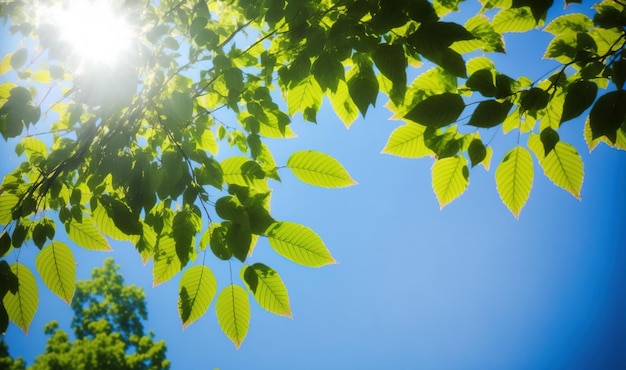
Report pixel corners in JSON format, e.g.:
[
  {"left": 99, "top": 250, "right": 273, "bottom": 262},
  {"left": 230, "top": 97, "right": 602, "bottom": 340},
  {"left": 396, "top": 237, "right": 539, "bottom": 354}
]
[{"left": 2, "top": 2, "right": 625, "bottom": 369}]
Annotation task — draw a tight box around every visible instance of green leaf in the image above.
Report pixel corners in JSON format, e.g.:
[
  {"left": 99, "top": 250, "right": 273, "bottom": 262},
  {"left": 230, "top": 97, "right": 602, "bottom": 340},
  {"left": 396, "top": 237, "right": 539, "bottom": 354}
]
[
  {"left": 404, "top": 93, "right": 465, "bottom": 128},
  {"left": 328, "top": 79, "right": 359, "bottom": 128},
  {"left": 287, "top": 76, "right": 323, "bottom": 122},
  {"left": 35, "top": 241, "right": 75, "bottom": 304},
  {"left": 588, "top": 90, "right": 626, "bottom": 143},
  {"left": 0, "top": 231, "right": 11, "bottom": 257},
  {"left": 287, "top": 150, "right": 357, "bottom": 188},
  {"left": 226, "top": 221, "right": 252, "bottom": 262},
  {"left": 540, "top": 127, "right": 560, "bottom": 156},
  {"left": 98, "top": 195, "right": 143, "bottom": 236},
  {"left": 432, "top": 156, "right": 469, "bottom": 209},
  {"left": 347, "top": 63, "right": 379, "bottom": 117},
  {"left": 468, "top": 100, "right": 513, "bottom": 128},
  {"left": 468, "top": 139, "right": 487, "bottom": 167},
  {"left": 67, "top": 217, "right": 112, "bottom": 251},
  {"left": 178, "top": 265, "right": 217, "bottom": 329},
  {"left": 0, "top": 193, "right": 19, "bottom": 225},
  {"left": 529, "top": 134, "right": 584, "bottom": 199},
  {"left": 242, "top": 263, "right": 291, "bottom": 318},
  {"left": 544, "top": 13, "right": 593, "bottom": 35},
  {"left": 372, "top": 43, "right": 407, "bottom": 103},
  {"left": 381, "top": 123, "right": 434, "bottom": 158},
  {"left": 3, "top": 263, "right": 38, "bottom": 334},
  {"left": 312, "top": 52, "right": 344, "bottom": 92},
  {"left": 493, "top": 7, "right": 538, "bottom": 33},
  {"left": 520, "top": 87, "right": 550, "bottom": 111},
  {"left": 92, "top": 202, "right": 137, "bottom": 242},
  {"left": 221, "top": 156, "right": 268, "bottom": 192},
  {"left": 266, "top": 221, "right": 336, "bottom": 267},
  {"left": 495, "top": 146, "right": 534, "bottom": 218},
  {"left": 153, "top": 234, "right": 181, "bottom": 286},
  {"left": 216, "top": 285, "right": 250, "bottom": 349},
  {"left": 172, "top": 207, "right": 201, "bottom": 268},
  {"left": 10, "top": 48, "right": 27, "bottom": 70}
]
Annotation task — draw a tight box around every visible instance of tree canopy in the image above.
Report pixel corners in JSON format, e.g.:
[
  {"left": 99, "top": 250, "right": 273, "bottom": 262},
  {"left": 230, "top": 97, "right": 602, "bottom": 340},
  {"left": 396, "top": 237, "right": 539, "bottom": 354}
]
[
  {"left": 2, "top": 258, "right": 169, "bottom": 370},
  {"left": 1, "top": 0, "right": 625, "bottom": 348}
]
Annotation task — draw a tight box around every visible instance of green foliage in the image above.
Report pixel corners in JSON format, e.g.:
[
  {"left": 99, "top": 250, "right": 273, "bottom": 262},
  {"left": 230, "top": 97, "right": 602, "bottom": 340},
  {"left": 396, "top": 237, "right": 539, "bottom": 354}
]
[{"left": 0, "top": 0, "right": 624, "bottom": 347}]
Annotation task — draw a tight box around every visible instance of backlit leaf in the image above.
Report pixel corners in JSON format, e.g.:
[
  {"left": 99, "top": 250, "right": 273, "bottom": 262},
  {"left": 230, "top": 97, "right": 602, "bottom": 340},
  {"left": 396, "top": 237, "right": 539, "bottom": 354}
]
[
  {"left": 529, "top": 134, "right": 584, "bottom": 199},
  {"left": 153, "top": 234, "right": 180, "bottom": 286},
  {"left": 404, "top": 93, "right": 465, "bottom": 128},
  {"left": 242, "top": 263, "right": 291, "bottom": 318},
  {"left": 35, "top": 241, "right": 75, "bottom": 304},
  {"left": 287, "top": 150, "right": 356, "bottom": 188},
  {"left": 221, "top": 156, "right": 269, "bottom": 192},
  {"left": 216, "top": 284, "right": 250, "bottom": 349},
  {"left": 468, "top": 100, "right": 513, "bottom": 128},
  {"left": 329, "top": 79, "right": 359, "bottom": 128},
  {"left": 432, "top": 156, "right": 469, "bottom": 209},
  {"left": 3, "top": 263, "right": 37, "bottom": 334},
  {"left": 67, "top": 217, "right": 111, "bottom": 251},
  {"left": 266, "top": 221, "right": 336, "bottom": 267},
  {"left": 493, "top": 7, "right": 538, "bottom": 33},
  {"left": 287, "top": 76, "right": 323, "bottom": 122},
  {"left": 179, "top": 265, "right": 217, "bottom": 329},
  {"left": 588, "top": 90, "right": 626, "bottom": 143},
  {"left": 495, "top": 146, "right": 534, "bottom": 218},
  {"left": 381, "top": 122, "right": 434, "bottom": 158},
  {"left": 0, "top": 193, "right": 19, "bottom": 225}
]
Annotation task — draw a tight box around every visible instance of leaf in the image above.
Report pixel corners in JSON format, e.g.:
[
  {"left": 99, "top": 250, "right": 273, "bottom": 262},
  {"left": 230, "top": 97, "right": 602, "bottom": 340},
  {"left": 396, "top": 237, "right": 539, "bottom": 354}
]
[
  {"left": 286, "top": 150, "right": 357, "bottom": 188},
  {"left": 529, "top": 134, "right": 584, "bottom": 199},
  {"left": 432, "top": 156, "right": 469, "bottom": 209},
  {"left": 215, "top": 284, "right": 250, "bottom": 349},
  {"left": 3, "top": 263, "right": 38, "bottom": 334},
  {"left": 588, "top": 90, "right": 626, "bottom": 143},
  {"left": 468, "top": 100, "right": 513, "bottom": 128},
  {"left": 347, "top": 63, "right": 379, "bottom": 117},
  {"left": 312, "top": 52, "right": 344, "bottom": 92},
  {"left": 178, "top": 265, "right": 217, "bottom": 329},
  {"left": 221, "top": 156, "right": 268, "bottom": 192},
  {"left": 153, "top": 234, "right": 181, "bottom": 286},
  {"left": 10, "top": 48, "right": 27, "bottom": 70},
  {"left": 35, "top": 241, "right": 75, "bottom": 304},
  {"left": 67, "top": 217, "right": 112, "bottom": 251},
  {"left": 372, "top": 43, "right": 407, "bottom": 103},
  {"left": 92, "top": 203, "right": 137, "bottom": 242},
  {"left": 266, "top": 221, "right": 336, "bottom": 267},
  {"left": 287, "top": 76, "right": 323, "bottom": 122},
  {"left": 493, "top": 7, "right": 538, "bottom": 33},
  {"left": 495, "top": 146, "right": 534, "bottom": 218},
  {"left": 381, "top": 122, "right": 434, "bottom": 158},
  {"left": 0, "top": 193, "right": 19, "bottom": 225},
  {"left": 172, "top": 208, "right": 201, "bottom": 267},
  {"left": 404, "top": 93, "right": 465, "bottom": 128},
  {"left": 242, "top": 263, "right": 291, "bottom": 318},
  {"left": 468, "top": 139, "right": 487, "bottom": 167},
  {"left": 328, "top": 79, "right": 359, "bottom": 128}
]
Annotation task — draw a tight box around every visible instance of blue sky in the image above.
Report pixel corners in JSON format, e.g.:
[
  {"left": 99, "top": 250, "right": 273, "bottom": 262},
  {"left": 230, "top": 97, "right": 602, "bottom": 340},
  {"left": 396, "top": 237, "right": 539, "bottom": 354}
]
[{"left": 2, "top": 2, "right": 626, "bottom": 369}]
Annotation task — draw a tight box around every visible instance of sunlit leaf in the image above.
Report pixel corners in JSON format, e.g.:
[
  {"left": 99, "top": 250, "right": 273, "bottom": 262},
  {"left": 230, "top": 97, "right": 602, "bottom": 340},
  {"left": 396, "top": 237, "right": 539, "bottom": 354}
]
[
  {"left": 266, "top": 221, "right": 336, "bottom": 267},
  {"left": 216, "top": 284, "right": 250, "bottom": 349},
  {"left": 67, "top": 217, "right": 111, "bottom": 251},
  {"left": 242, "top": 263, "right": 291, "bottom": 318},
  {"left": 329, "top": 79, "right": 359, "bottom": 128},
  {"left": 432, "top": 156, "right": 469, "bottom": 209},
  {"left": 179, "top": 265, "right": 217, "bottom": 329},
  {"left": 287, "top": 76, "right": 323, "bottom": 122},
  {"left": 35, "top": 241, "right": 75, "bottom": 304},
  {"left": 287, "top": 150, "right": 357, "bottom": 188},
  {"left": 495, "top": 146, "right": 534, "bottom": 218},
  {"left": 381, "top": 122, "right": 434, "bottom": 158},
  {"left": 529, "top": 134, "right": 584, "bottom": 199},
  {"left": 153, "top": 234, "right": 180, "bottom": 286},
  {"left": 3, "top": 263, "right": 37, "bottom": 334},
  {"left": 493, "top": 7, "right": 538, "bottom": 33}
]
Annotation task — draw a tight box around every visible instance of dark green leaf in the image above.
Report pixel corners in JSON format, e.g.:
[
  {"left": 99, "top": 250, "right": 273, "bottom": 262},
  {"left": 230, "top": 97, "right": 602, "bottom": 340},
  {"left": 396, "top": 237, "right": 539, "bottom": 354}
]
[
  {"left": 561, "top": 80, "right": 597, "bottom": 124},
  {"left": 32, "top": 223, "right": 47, "bottom": 249},
  {"left": 10, "top": 48, "right": 27, "bottom": 70},
  {"left": 540, "top": 127, "right": 560, "bottom": 155},
  {"left": 226, "top": 222, "right": 252, "bottom": 262},
  {"left": 512, "top": 0, "right": 553, "bottom": 22},
  {"left": 466, "top": 69, "right": 497, "bottom": 97},
  {"left": 520, "top": 88, "right": 550, "bottom": 111},
  {"left": 372, "top": 43, "right": 407, "bottom": 103},
  {"left": 468, "top": 100, "right": 513, "bottom": 128},
  {"left": 173, "top": 209, "right": 200, "bottom": 268},
  {"left": 99, "top": 195, "right": 142, "bottom": 235},
  {"left": 468, "top": 139, "right": 487, "bottom": 167},
  {"left": 589, "top": 90, "right": 626, "bottom": 143},
  {"left": 347, "top": 64, "right": 379, "bottom": 116},
  {"left": 0, "top": 231, "right": 11, "bottom": 257},
  {"left": 405, "top": 93, "right": 465, "bottom": 128},
  {"left": 11, "top": 223, "right": 27, "bottom": 248},
  {"left": 611, "top": 59, "right": 626, "bottom": 90},
  {"left": 312, "top": 52, "right": 344, "bottom": 92},
  {"left": 215, "top": 196, "right": 248, "bottom": 223},
  {"left": 210, "top": 224, "right": 232, "bottom": 260}
]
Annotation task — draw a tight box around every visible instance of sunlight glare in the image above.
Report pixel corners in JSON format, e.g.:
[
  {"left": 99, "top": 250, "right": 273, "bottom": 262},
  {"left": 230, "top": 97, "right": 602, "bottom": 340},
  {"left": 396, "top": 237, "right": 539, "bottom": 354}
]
[{"left": 56, "top": 1, "right": 134, "bottom": 66}]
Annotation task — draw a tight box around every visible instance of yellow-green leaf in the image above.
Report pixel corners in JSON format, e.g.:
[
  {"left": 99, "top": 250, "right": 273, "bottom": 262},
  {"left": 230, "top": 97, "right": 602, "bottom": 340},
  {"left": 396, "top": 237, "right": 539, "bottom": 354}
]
[
  {"left": 35, "top": 241, "right": 75, "bottom": 304},
  {"left": 0, "top": 193, "right": 19, "bottom": 225},
  {"left": 286, "top": 150, "right": 357, "bottom": 188},
  {"left": 153, "top": 234, "right": 181, "bottom": 286},
  {"left": 495, "top": 146, "right": 534, "bottom": 218},
  {"left": 67, "top": 217, "right": 111, "bottom": 251},
  {"left": 266, "top": 221, "right": 336, "bottom": 267},
  {"left": 221, "top": 156, "right": 269, "bottom": 192},
  {"left": 493, "top": 7, "right": 538, "bottom": 33},
  {"left": 529, "top": 134, "right": 584, "bottom": 199},
  {"left": 381, "top": 123, "right": 434, "bottom": 158},
  {"left": 216, "top": 284, "right": 250, "bottom": 349},
  {"left": 328, "top": 79, "right": 359, "bottom": 128},
  {"left": 241, "top": 263, "right": 291, "bottom": 318},
  {"left": 179, "top": 265, "right": 217, "bottom": 329},
  {"left": 287, "top": 76, "right": 323, "bottom": 118},
  {"left": 432, "top": 156, "right": 470, "bottom": 209},
  {"left": 0, "top": 53, "right": 11, "bottom": 75},
  {"left": 93, "top": 203, "right": 138, "bottom": 242},
  {"left": 3, "top": 263, "right": 38, "bottom": 334},
  {"left": 584, "top": 117, "right": 626, "bottom": 152},
  {"left": 199, "top": 129, "right": 218, "bottom": 155}
]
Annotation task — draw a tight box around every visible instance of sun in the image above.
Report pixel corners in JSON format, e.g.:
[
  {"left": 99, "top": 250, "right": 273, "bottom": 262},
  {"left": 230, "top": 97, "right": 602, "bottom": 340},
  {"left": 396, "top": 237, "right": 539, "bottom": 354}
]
[{"left": 54, "top": 0, "right": 135, "bottom": 67}]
